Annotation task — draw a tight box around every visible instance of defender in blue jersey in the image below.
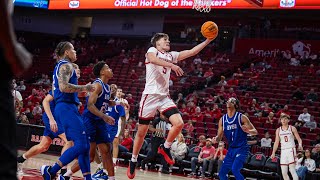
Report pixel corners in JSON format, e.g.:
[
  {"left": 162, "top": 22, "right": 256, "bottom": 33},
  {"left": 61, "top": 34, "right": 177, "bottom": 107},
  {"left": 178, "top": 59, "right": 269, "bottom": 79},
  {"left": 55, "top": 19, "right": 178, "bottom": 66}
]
[
  {"left": 212, "top": 98, "right": 258, "bottom": 180},
  {"left": 65, "top": 61, "right": 116, "bottom": 180},
  {"left": 41, "top": 41, "right": 95, "bottom": 180},
  {"left": 17, "top": 91, "right": 71, "bottom": 164}
]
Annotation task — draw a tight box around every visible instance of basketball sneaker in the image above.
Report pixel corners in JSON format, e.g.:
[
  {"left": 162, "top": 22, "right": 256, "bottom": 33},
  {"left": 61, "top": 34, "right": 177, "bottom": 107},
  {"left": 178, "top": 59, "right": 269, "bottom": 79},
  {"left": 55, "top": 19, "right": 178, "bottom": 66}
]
[
  {"left": 40, "top": 165, "right": 52, "bottom": 180},
  {"left": 127, "top": 160, "right": 137, "bottom": 179},
  {"left": 158, "top": 144, "right": 174, "bottom": 165}
]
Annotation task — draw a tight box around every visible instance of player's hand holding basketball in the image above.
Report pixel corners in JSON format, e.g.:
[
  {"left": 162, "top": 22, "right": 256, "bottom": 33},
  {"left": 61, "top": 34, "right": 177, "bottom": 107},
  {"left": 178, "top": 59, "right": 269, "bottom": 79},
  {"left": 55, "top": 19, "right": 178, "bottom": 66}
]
[
  {"left": 201, "top": 21, "right": 219, "bottom": 41},
  {"left": 103, "top": 114, "right": 115, "bottom": 125},
  {"left": 171, "top": 64, "right": 184, "bottom": 76}
]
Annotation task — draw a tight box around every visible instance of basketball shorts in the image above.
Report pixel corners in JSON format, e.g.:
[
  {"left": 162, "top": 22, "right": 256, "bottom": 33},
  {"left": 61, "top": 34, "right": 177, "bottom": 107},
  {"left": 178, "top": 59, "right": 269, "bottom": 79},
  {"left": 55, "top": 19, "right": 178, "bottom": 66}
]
[
  {"left": 42, "top": 114, "right": 65, "bottom": 140},
  {"left": 106, "top": 124, "right": 118, "bottom": 143},
  {"left": 54, "top": 103, "right": 88, "bottom": 142},
  {"left": 83, "top": 115, "right": 110, "bottom": 144},
  {"left": 280, "top": 148, "right": 296, "bottom": 165},
  {"left": 139, "top": 94, "right": 177, "bottom": 121}
]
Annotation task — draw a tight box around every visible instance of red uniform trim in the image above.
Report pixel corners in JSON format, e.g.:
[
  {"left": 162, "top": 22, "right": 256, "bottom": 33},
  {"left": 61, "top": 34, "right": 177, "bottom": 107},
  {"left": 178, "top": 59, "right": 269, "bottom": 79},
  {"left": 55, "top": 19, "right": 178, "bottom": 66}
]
[{"left": 139, "top": 94, "right": 149, "bottom": 117}]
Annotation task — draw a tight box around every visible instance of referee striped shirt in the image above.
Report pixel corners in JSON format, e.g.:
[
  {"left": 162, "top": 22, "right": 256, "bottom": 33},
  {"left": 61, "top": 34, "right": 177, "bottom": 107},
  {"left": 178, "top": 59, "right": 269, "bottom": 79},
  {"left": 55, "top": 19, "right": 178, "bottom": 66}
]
[{"left": 152, "top": 118, "right": 167, "bottom": 138}]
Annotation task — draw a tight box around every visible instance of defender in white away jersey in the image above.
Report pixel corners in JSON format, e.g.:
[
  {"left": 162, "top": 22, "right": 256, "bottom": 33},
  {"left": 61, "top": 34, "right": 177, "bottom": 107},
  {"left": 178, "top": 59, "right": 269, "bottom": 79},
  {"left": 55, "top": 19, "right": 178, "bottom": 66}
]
[
  {"left": 271, "top": 113, "right": 302, "bottom": 180},
  {"left": 143, "top": 47, "right": 179, "bottom": 95}
]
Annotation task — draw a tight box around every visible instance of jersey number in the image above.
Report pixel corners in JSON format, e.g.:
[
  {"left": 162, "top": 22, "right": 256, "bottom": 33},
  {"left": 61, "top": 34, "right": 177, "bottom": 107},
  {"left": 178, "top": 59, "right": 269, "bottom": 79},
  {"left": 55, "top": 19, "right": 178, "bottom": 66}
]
[
  {"left": 231, "top": 131, "right": 234, "bottom": 141},
  {"left": 284, "top": 136, "right": 288, "bottom": 142},
  {"left": 163, "top": 67, "right": 167, "bottom": 74}
]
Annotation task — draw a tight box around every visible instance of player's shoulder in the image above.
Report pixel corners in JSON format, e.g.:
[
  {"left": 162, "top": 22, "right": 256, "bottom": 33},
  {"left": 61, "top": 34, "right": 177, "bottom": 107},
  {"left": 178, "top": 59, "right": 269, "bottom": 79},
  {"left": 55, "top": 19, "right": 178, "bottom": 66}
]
[{"left": 147, "top": 47, "right": 158, "bottom": 53}]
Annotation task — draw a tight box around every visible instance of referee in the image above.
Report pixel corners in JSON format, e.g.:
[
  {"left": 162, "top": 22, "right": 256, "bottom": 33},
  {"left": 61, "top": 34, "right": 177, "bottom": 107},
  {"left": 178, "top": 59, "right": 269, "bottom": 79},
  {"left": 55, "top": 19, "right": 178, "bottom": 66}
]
[{"left": 141, "top": 112, "right": 171, "bottom": 174}]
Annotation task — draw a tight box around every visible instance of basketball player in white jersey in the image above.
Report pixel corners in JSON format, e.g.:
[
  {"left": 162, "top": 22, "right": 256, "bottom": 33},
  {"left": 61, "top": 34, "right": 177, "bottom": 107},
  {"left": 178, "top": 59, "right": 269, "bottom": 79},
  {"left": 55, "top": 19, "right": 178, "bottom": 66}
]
[
  {"left": 127, "top": 33, "right": 213, "bottom": 179},
  {"left": 271, "top": 113, "right": 303, "bottom": 180}
]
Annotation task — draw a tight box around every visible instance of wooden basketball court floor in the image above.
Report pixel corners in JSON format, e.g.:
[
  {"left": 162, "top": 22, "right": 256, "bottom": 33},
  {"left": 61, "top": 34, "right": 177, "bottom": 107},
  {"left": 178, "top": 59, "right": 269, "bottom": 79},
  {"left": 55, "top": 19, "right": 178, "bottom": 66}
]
[{"left": 17, "top": 150, "right": 190, "bottom": 180}]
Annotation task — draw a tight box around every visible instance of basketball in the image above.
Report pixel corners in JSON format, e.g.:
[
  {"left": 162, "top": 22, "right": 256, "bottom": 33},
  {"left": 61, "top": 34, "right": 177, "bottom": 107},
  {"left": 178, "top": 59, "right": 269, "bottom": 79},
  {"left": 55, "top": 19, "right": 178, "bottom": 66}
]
[{"left": 201, "top": 21, "right": 218, "bottom": 40}]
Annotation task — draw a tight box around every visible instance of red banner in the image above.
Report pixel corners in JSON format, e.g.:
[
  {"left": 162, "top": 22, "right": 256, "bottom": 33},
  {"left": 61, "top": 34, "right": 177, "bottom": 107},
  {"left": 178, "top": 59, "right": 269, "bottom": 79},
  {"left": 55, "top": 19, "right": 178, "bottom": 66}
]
[
  {"left": 48, "top": 0, "right": 320, "bottom": 10},
  {"left": 235, "top": 39, "right": 320, "bottom": 58}
]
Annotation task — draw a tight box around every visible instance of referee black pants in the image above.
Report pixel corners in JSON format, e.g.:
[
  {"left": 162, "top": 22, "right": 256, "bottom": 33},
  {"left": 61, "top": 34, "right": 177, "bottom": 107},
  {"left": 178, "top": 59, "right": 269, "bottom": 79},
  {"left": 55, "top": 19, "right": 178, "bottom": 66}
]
[{"left": 142, "top": 136, "right": 168, "bottom": 170}]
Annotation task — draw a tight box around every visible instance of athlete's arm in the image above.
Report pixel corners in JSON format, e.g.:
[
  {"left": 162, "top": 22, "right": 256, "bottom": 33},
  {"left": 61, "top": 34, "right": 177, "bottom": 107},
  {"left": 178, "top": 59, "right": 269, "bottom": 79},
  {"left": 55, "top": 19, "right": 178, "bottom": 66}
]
[
  {"left": 292, "top": 126, "right": 303, "bottom": 150},
  {"left": 58, "top": 63, "right": 94, "bottom": 93},
  {"left": 241, "top": 114, "right": 258, "bottom": 136},
  {"left": 271, "top": 128, "right": 280, "bottom": 159},
  {"left": 177, "top": 39, "right": 213, "bottom": 61},
  {"left": 212, "top": 118, "right": 223, "bottom": 144},
  {"left": 42, "top": 94, "right": 57, "bottom": 133},
  {"left": 0, "top": 0, "right": 32, "bottom": 76},
  {"left": 146, "top": 52, "right": 184, "bottom": 76},
  {"left": 87, "top": 83, "right": 114, "bottom": 125},
  {"left": 119, "top": 116, "right": 126, "bottom": 136}
]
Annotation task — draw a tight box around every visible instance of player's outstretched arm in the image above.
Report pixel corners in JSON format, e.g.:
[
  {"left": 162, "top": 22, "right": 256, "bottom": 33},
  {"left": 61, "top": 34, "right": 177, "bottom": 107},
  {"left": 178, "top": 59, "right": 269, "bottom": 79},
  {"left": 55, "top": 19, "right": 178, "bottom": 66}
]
[
  {"left": 177, "top": 39, "right": 213, "bottom": 61},
  {"left": 241, "top": 114, "right": 258, "bottom": 136},
  {"left": 42, "top": 94, "right": 57, "bottom": 133},
  {"left": 0, "top": 0, "right": 32, "bottom": 76},
  {"left": 212, "top": 118, "right": 223, "bottom": 143},
  {"left": 270, "top": 128, "right": 280, "bottom": 159},
  {"left": 292, "top": 126, "right": 303, "bottom": 151},
  {"left": 87, "top": 83, "right": 114, "bottom": 125},
  {"left": 58, "top": 63, "right": 94, "bottom": 93}
]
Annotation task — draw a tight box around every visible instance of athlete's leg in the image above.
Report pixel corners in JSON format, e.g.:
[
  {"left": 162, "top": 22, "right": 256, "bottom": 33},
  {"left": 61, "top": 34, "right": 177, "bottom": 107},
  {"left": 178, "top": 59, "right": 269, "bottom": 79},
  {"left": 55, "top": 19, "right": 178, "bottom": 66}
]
[
  {"left": 23, "top": 136, "right": 52, "bottom": 159},
  {"left": 112, "top": 137, "right": 120, "bottom": 164},
  {"left": 281, "top": 165, "right": 289, "bottom": 180},
  {"left": 98, "top": 143, "right": 114, "bottom": 177},
  {"left": 69, "top": 142, "right": 96, "bottom": 174},
  {"left": 231, "top": 151, "right": 247, "bottom": 180},
  {"left": 132, "top": 124, "right": 149, "bottom": 160},
  {"left": 289, "top": 163, "right": 299, "bottom": 180},
  {"left": 219, "top": 150, "right": 233, "bottom": 180}
]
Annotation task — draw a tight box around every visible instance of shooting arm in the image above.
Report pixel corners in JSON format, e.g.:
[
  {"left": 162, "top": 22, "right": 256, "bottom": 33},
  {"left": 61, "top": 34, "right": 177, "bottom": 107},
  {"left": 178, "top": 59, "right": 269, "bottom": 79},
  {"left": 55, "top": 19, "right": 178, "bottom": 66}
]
[{"left": 177, "top": 39, "right": 212, "bottom": 61}]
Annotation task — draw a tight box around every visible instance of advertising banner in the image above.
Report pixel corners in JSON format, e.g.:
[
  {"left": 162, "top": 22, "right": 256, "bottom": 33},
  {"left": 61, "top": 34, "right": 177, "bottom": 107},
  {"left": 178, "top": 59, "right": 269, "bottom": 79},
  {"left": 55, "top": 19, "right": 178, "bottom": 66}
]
[
  {"left": 48, "top": 0, "right": 320, "bottom": 10},
  {"left": 235, "top": 39, "right": 320, "bottom": 58}
]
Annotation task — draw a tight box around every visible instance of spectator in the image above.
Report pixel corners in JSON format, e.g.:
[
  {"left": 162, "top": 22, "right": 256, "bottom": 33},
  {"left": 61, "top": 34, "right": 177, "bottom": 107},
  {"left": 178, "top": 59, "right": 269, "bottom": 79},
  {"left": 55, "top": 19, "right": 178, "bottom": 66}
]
[
  {"left": 247, "top": 99, "right": 259, "bottom": 115},
  {"left": 197, "top": 135, "right": 206, "bottom": 147},
  {"left": 179, "top": 103, "right": 188, "bottom": 116},
  {"left": 292, "top": 88, "right": 304, "bottom": 100},
  {"left": 295, "top": 108, "right": 311, "bottom": 127},
  {"left": 306, "top": 88, "right": 318, "bottom": 102},
  {"left": 126, "top": 93, "right": 135, "bottom": 105},
  {"left": 129, "top": 69, "right": 138, "bottom": 80},
  {"left": 193, "top": 55, "right": 202, "bottom": 65},
  {"left": 247, "top": 81, "right": 258, "bottom": 91},
  {"left": 260, "top": 132, "right": 272, "bottom": 148},
  {"left": 32, "top": 102, "right": 42, "bottom": 116},
  {"left": 175, "top": 93, "right": 186, "bottom": 108},
  {"left": 261, "top": 103, "right": 272, "bottom": 117},
  {"left": 204, "top": 68, "right": 214, "bottom": 78},
  {"left": 171, "top": 133, "right": 188, "bottom": 161},
  {"left": 191, "top": 106, "right": 204, "bottom": 122},
  {"left": 212, "top": 104, "right": 222, "bottom": 121},
  {"left": 18, "top": 114, "right": 29, "bottom": 124},
  {"left": 16, "top": 81, "right": 26, "bottom": 92},
  {"left": 247, "top": 134, "right": 258, "bottom": 146},
  {"left": 311, "top": 144, "right": 320, "bottom": 169},
  {"left": 227, "top": 74, "right": 239, "bottom": 86},
  {"left": 308, "top": 64, "right": 316, "bottom": 75},
  {"left": 217, "top": 76, "right": 227, "bottom": 86},
  {"left": 271, "top": 101, "right": 282, "bottom": 112},
  {"left": 290, "top": 56, "right": 300, "bottom": 66},
  {"left": 226, "top": 88, "right": 237, "bottom": 99},
  {"left": 119, "top": 129, "right": 133, "bottom": 152},
  {"left": 125, "top": 119, "right": 135, "bottom": 131},
  {"left": 291, "top": 76, "right": 301, "bottom": 88},
  {"left": 186, "top": 102, "right": 196, "bottom": 115},
  {"left": 203, "top": 107, "right": 213, "bottom": 118},
  {"left": 183, "top": 120, "right": 194, "bottom": 136},
  {"left": 23, "top": 108, "right": 33, "bottom": 120},
  {"left": 12, "top": 87, "right": 23, "bottom": 110},
  {"left": 276, "top": 105, "right": 290, "bottom": 117},
  {"left": 266, "top": 112, "right": 276, "bottom": 124},
  {"left": 296, "top": 149, "right": 316, "bottom": 180},
  {"left": 312, "top": 135, "right": 320, "bottom": 146},
  {"left": 208, "top": 141, "right": 227, "bottom": 177},
  {"left": 43, "top": 75, "right": 51, "bottom": 85},
  {"left": 197, "top": 67, "right": 204, "bottom": 77},
  {"left": 188, "top": 138, "right": 216, "bottom": 178},
  {"left": 12, "top": 79, "right": 17, "bottom": 89}
]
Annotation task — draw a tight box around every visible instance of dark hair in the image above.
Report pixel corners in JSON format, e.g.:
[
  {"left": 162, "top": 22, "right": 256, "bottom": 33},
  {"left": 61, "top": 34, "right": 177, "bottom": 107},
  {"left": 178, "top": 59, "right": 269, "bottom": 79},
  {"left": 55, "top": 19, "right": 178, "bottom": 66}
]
[
  {"left": 301, "top": 149, "right": 311, "bottom": 166},
  {"left": 54, "top": 41, "right": 72, "bottom": 57},
  {"left": 150, "top": 33, "right": 169, "bottom": 47},
  {"left": 93, "top": 61, "right": 106, "bottom": 78}
]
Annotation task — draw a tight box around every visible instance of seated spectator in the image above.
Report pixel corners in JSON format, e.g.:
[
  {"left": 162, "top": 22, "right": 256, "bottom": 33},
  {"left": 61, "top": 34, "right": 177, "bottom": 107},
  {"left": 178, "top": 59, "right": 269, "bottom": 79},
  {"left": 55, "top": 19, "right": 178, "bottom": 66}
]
[
  {"left": 18, "top": 114, "right": 29, "bottom": 124},
  {"left": 183, "top": 120, "right": 194, "bottom": 136},
  {"left": 126, "top": 93, "right": 135, "bottom": 105},
  {"left": 171, "top": 133, "right": 188, "bottom": 161},
  {"left": 306, "top": 88, "right": 318, "bottom": 102},
  {"left": 119, "top": 129, "right": 133, "bottom": 152},
  {"left": 204, "top": 68, "right": 214, "bottom": 78},
  {"left": 246, "top": 81, "right": 258, "bottom": 91},
  {"left": 296, "top": 149, "right": 316, "bottom": 180},
  {"left": 291, "top": 76, "right": 301, "bottom": 88},
  {"left": 212, "top": 104, "right": 222, "bottom": 121},
  {"left": 32, "top": 102, "right": 42, "bottom": 116},
  {"left": 260, "top": 132, "right": 272, "bottom": 148},
  {"left": 193, "top": 55, "right": 202, "bottom": 65},
  {"left": 23, "top": 108, "right": 34, "bottom": 120},
  {"left": 203, "top": 107, "right": 213, "bottom": 118},
  {"left": 209, "top": 141, "right": 227, "bottom": 177},
  {"left": 261, "top": 103, "right": 272, "bottom": 117},
  {"left": 312, "top": 135, "right": 320, "bottom": 146},
  {"left": 129, "top": 69, "right": 138, "bottom": 80},
  {"left": 292, "top": 88, "right": 304, "bottom": 100},
  {"left": 125, "top": 119, "right": 135, "bottom": 131},
  {"left": 12, "top": 87, "right": 23, "bottom": 110},
  {"left": 16, "top": 81, "right": 26, "bottom": 92},
  {"left": 271, "top": 101, "right": 282, "bottom": 112},
  {"left": 197, "top": 135, "right": 206, "bottom": 147},
  {"left": 247, "top": 134, "right": 258, "bottom": 146},
  {"left": 290, "top": 56, "right": 300, "bottom": 66},
  {"left": 175, "top": 93, "right": 186, "bottom": 108},
  {"left": 266, "top": 112, "right": 276, "bottom": 124},
  {"left": 247, "top": 99, "right": 260, "bottom": 115},
  {"left": 295, "top": 108, "right": 311, "bottom": 128},
  {"left": 227, "top": 74, "right": 239, "bottom": 86},
  {"left": 235, "top": 68, "right": 243, "bottom": 77},
  {"left": 186, "top": 91, "right": 198, "bottom": 104},
  {"left": 179, "top": 103, "right": 188, "bottom": 115},
  {"left": 26, "top": 88, "right": 41, "bottom": 104},
  {"left": 217, "top": 76, "right": 227, "bottom": 86},
  {"left": 276, "top": 105, "right": 290, "bottom": 117},
  {"left": 226, "top": 88, "right": 237, "bottom": 99},
  {"left": 35, "top": 74, "right": 46, "bottom": 84},
  {"left": 308, "top": 64, "right": 316, "bottom": 75},
  {"left": 191, "top": 106, "right": 204, "bottom": 122},
  {"left": 240, "top": 93, "right": 251, "bottom": 106},
  {"left": 186, "top": 102, "right": 196, "bottom": 115},
  {"left": 43, "top": 75, "right": 51, "bottom": 85},
  {"left": 188, "top": 138, "right": 216, "bottom": 178}
]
